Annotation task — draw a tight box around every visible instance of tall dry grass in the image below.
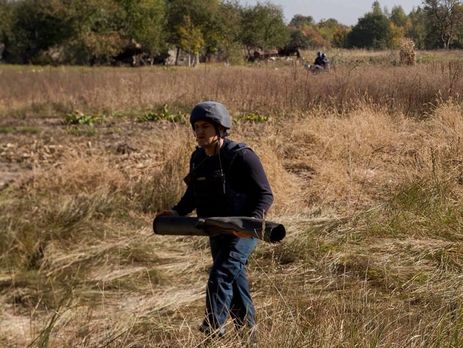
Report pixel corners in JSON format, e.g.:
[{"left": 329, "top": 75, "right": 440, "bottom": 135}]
[
  {"left": 1, "top": 60, "right": 463, "bottom": 118},
  {"left": 1, "top": 60, "right": 463, "bottom": 347}
]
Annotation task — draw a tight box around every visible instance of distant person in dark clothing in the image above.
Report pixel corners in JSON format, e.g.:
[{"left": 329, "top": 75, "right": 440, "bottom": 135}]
[
  {"left": 313, "top": 51, "right": 329, "bottom": 70},
  {"left": 156, "top": 101, "right": 273, "bottom": 342}
]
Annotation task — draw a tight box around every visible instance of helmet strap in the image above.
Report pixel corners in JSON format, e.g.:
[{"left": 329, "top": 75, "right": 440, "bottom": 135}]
[{"left": 214, "top": 128, "right": 226, "bottom": 194}]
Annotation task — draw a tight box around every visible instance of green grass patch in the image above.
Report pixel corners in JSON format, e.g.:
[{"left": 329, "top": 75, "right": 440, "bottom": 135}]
[
  {"left": 138, "top": 104, "right": 187, "bottom": 123},
  {"left": 365, "top": 179, "right": 463, "bottom": 240},
  {"left": 237, "top": 111, "right": 270, "bottom": 123},
  {"left": 64, "top": 111, "right": 104, "bottom": 126}
]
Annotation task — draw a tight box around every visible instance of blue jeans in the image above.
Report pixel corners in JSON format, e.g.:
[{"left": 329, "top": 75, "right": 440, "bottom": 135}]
[{"left": 202, "top": 234, "right": 258, "bottom": 332}]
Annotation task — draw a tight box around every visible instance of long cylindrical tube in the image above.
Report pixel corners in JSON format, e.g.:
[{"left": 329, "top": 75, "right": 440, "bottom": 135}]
[{"left": 153, "top": 216, "right": 286, "bottom": 243}]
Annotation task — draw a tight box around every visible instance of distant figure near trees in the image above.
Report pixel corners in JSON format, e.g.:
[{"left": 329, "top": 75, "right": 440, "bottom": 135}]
[
  {"left": 313, "top": 51, "right": 329, "bottom": 70},
  {"left": 304, "top": 51, "right": 330, "bottom": 73}
]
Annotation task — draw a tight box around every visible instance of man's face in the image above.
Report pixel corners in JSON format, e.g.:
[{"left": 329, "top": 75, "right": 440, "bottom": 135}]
[{"left": 193, "top": 120, "right": 219, "bottom": 148}]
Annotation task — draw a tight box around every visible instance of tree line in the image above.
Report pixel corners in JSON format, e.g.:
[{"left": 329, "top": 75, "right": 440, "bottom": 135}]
[{"left": 0, "top": 0, "right": 462, "bottom": 66}]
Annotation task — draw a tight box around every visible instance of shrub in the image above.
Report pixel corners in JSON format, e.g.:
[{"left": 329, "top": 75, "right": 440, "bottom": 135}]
[
  {"left": 238, "top": 112, "right": 270, "bottom": 123},
  {"left": 138, "top": 104, "right": 186, "bottom": 123},
  {"left": 64, "top": 111, "right": 102, "bottom": 126}
]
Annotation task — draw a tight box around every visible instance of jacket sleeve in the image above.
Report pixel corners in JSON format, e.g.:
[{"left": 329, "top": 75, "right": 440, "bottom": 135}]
[
  {"left": 239, "top": 149, "right": 274, "bottom": 218},
  {"left": 172, "top": 185, "right": 195, "bottom": 216},
  {"left": 171, "top": 155, "right": 196, "bottom": 216}
]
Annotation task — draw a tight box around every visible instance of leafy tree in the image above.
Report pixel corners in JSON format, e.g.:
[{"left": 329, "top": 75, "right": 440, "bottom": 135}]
[
  {"left": 372, "top": 1, "right": 383, "bottom": 15},
  {"left": 178, "top": 15, "right": 204, "bottom": 66},
  {"left": 0, "top": 0, "right": 14, "bottom": 60},
  {"left": 240, "top": 2, "right": 289, "bottom": 52},
  {"left": 287, "top": 16, "right": 347, "bottom": 48},
  {"left": 407, "top": 7, "right": 427, "bottom": 48},
  {"left": 165, "top": 0, "right": 218, "bottom": 46},
  {"left": 65, "top": 0, "right": 126, "bottom": 65},
  {"left": 332, "top": 27, "right": 350, "bottom": 48},
  {"left": 389, "top": 22, "right": 404, "bottom": 48},
  {"left": 347, "top": 8, "right": 393, "bottom": 48},
  {"left": 165, "top": 0, "right": 220, "bottom": 64},
  {"left": 287, "top": 29, "right": 312, "bottom": 50},
  {"left": 212, "top": 1, "right": 243, "bottom": 62},
  {"left": 456, "top": 25, "right": 463, "bottom": 47},
  {"left": 116, "top": 0, "right": 166, "bottom": 55},
  {"left": 301, "top": 26, "right": 330, "bottom": 48},
  {"left": 387, "top": 6, "right": 410, "bottom": 48},
  {"left": 6, "top": 0, "right": 76, "bottom": 63},
  {"left": 423, "top": 0, "right": 463, "bottom": 48},
  {"left": 200, "top": 1, "right": 238, "bottom": 58},
  {"left": 289, "top": 14, "right": 314, "bottom": 28},
  {"left": 318, "top": 18, "right": 348, "bottom": 45},
  {"left": 287, "top": 14, "right": 317, "bottom": 49},
  {"left": 3, "top": 0, "right": 123, "bottom": 64},
  {"left": 65, "top": 0, "right": 165, "bottom": 64},
  {"left": 390, "top": 5, "right": 408, "bottom": 27}
]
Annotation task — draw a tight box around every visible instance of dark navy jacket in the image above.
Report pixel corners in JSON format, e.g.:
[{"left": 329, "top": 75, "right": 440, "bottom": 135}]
[{"left": 172, "top": 139, "right": 273, "bottom": 218}]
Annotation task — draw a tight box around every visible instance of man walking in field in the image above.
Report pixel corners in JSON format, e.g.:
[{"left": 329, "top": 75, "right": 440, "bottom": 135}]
[{"left": 156, "top": 101, "right": 273, "bottom": 343}]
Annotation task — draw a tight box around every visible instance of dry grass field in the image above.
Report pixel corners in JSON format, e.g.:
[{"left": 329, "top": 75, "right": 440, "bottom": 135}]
[{"left": 1, "top": 50, "right": 463, "bottom": 347}]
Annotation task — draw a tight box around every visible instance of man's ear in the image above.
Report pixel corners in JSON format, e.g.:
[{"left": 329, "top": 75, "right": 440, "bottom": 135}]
[
  {"left": 216, "top": 126, "right": 228, "bottom": 138},
  {"left": 219, "top": 127, "right": 229, "bottom": 138}
]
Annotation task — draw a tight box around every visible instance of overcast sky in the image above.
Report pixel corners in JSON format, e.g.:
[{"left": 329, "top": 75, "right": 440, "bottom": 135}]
[{"left": 239, "top": 0, "right": 424, "bottom": 25}]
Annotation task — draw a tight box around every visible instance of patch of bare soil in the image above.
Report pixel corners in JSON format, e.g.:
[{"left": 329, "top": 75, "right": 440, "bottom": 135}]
[{"left": 0, "top": 117, "right": 176, "bottom": 189}]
